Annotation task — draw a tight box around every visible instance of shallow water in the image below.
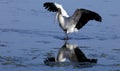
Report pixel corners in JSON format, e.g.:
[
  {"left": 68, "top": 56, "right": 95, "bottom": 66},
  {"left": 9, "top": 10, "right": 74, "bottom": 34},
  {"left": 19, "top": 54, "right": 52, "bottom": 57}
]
[{"left": 0, "top": 0, "right": 120, "bottom": 71}]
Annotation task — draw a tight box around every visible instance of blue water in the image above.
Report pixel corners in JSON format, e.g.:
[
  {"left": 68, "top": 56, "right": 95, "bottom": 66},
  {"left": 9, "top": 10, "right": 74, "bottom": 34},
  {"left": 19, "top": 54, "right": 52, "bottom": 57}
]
[{"left": 0, "top": 0, "right": 120, "bottom": 71}]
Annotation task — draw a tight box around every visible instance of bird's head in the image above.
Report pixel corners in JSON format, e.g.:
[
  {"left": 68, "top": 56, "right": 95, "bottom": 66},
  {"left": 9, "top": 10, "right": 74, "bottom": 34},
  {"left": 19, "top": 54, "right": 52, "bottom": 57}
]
[{"left": 57, "top": 8, "right": 62, "bottom": 14}]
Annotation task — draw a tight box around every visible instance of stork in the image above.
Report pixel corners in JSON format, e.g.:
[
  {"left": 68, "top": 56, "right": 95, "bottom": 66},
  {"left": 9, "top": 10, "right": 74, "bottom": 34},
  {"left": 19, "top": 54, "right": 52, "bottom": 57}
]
[{"left": 43, "top": 2, "right": 102, "bottom": 39}]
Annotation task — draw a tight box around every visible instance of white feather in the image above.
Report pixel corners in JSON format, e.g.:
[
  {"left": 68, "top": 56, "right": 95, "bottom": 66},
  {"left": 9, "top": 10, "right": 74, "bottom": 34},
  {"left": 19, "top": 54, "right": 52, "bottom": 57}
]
[{"left": 54, "top": 2, "right": 69, "bottom": 17}]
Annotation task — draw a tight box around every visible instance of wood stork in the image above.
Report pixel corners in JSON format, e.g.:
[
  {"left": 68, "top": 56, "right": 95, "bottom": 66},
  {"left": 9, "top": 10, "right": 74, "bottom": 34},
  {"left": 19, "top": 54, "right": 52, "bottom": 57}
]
[{"left": 43, "top": 2, "right": 102, "bottom": 39}]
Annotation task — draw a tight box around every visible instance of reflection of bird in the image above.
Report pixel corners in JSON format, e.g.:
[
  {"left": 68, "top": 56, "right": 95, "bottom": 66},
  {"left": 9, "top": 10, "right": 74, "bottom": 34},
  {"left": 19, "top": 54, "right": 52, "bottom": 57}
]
[
  {"left": 43, "top": 2, "right": 102, "bottom": 39},
  {"left": 44, "top": 42, "right": 97, "bottom": 67},
  {"left": 56, "top": 42, "right": 97, "bottom": 63}
]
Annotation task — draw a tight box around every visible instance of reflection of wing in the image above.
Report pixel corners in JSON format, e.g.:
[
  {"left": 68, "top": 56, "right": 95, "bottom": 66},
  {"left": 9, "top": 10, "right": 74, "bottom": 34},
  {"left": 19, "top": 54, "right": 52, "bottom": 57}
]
[
  {"left": 74, "top": 47, "right": 97, "bottom": 63},
  {"left": 44, "top": 57, "right": 56, "bottom": 65},
  {"left": 74, "top": 47, "right": 87, "bottom": 62},
  {"left": 71, "top": 9, "right": 102, "bottom": 30}
]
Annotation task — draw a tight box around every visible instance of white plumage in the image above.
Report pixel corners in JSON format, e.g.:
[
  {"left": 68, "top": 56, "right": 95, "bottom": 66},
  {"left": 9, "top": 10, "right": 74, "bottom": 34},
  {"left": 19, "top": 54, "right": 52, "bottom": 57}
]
[
  {"left": 43, "top": 2, "right": 102, "bottom": 39},
  {"left": 54, "top": 2, "right": 69, "bottom": 17}
]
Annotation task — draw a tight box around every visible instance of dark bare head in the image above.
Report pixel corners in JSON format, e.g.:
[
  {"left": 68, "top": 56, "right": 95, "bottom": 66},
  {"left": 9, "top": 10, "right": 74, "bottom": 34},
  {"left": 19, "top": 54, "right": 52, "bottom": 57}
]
[{"left": 57, "top": 8, "right": 62, "bottom": 14}]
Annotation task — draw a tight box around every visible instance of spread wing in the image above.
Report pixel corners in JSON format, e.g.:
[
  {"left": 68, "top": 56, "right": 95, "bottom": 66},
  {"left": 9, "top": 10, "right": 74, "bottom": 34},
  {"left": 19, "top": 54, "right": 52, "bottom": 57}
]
[
  {"left": 72, "top": 9, "right": 102, "bottom": 30},
  {"left": 43, "top": 2, "right": 69, "bottom": 17},
  {"left": 43, "top": 2, "right": 58, "bottom": 12}
]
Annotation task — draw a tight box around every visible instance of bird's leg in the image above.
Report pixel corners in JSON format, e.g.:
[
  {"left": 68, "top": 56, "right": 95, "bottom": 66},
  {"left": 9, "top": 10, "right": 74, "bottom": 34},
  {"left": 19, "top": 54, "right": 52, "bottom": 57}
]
[
  {"left": 66, "top": 33, "right": 69, "bottom": 39},
  {"left": 64, "top": 33, "right": 69, "bottom": 40}
]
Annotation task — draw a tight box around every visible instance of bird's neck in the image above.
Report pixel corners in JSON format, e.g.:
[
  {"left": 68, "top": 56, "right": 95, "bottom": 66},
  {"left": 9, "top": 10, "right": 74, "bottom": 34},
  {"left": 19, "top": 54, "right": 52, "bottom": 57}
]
[{"left": 57, "top": 12, "right": 65, "bottom": 30}]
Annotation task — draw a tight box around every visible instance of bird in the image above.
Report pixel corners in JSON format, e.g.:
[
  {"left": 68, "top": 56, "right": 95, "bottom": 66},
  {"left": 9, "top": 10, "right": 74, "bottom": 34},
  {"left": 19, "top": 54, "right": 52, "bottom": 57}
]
[{"left": 43, "top": 2, "right": 102, "bottom": 39}]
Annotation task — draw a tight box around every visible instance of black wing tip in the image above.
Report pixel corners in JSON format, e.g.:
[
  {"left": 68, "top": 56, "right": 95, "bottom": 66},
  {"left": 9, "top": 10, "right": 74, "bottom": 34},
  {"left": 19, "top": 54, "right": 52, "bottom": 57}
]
[
  {"left": 93, "top": 12, "right": 102, "bottom": 22},
  {"left": 95, "top": 14, "right": 102, "bottom": 22},
  {"left": 43, "top": 2, "right": 53, "bottom": 7},
  {"left": 90, "top": 10, "right": 102, "bottom": 22},
  {"left": 80, "top": 8, "right": 102, "bottom": 22},
  {"left": 43, "top": 2, "right": 58, "bottom": 12}
]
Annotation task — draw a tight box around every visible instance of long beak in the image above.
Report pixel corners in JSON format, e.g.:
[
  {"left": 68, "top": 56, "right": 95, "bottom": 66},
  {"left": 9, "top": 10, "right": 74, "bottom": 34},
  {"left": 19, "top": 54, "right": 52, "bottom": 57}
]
[{"left": 54, "top": 13, "right": 58, "bottom": 24}]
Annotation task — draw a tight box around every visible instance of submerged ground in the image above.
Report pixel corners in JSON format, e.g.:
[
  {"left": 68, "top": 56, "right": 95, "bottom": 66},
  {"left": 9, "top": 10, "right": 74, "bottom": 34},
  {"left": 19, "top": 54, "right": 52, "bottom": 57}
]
[{"left": 0, "top": 0, "right": 120, "bottom": 71}]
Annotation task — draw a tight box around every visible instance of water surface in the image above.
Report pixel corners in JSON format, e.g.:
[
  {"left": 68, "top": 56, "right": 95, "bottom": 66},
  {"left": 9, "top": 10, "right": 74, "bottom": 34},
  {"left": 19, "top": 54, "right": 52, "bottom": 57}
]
[{"left": 0, "top": 0, "right": 120, "bottom": 71}]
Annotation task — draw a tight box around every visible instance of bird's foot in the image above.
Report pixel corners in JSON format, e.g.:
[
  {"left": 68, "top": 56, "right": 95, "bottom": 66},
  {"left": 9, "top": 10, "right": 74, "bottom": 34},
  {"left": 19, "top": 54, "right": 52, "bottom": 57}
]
[
  {"left": 63, "top": 37, "right": 71, "bottom": 40},
  {"left": 63, "top": 37, "right": 69, "bottom": 40}
]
